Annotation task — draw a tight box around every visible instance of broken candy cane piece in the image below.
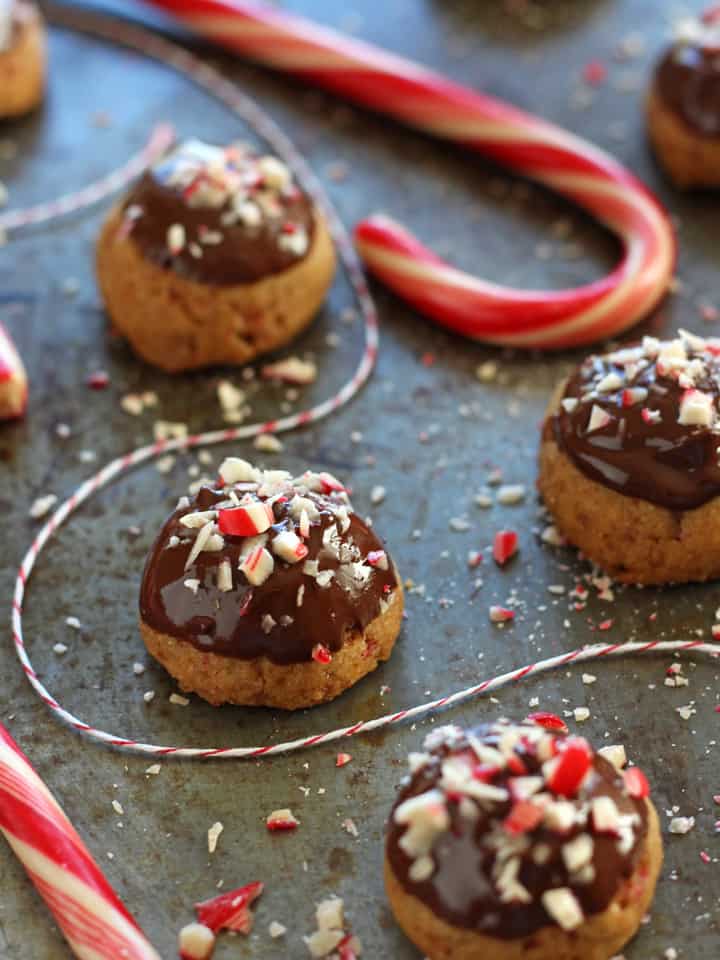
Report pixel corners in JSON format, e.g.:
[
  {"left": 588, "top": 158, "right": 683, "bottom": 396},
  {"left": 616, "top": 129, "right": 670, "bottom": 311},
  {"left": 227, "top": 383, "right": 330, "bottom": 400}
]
[
  {"left": 489, "top": 606, "right": 514, "bottom": 623},
  {"left": 503, "top": 800, "right": 543, "bottom": 835},
  {"left": 0, "top": 324, "right": 27, "bottom": 420},
  {"left": 678, "top": 388, "right": 714, "bottom": 427},
  {"left": 178, "top": 923, "right": 215, "bottom": 960},
  {"left": 318, "top": 471, "right": 347, "bottom": 494},
  {"left": 239, "top": 545, "right": 274, "bottom": 586},
  {"left": 266, "top": 808, "right": 299, "bottom": 831},
  {"left": 546, "top": 737, "right": 592, "bottom": 798},
  {"left": 623, "top": 766, "right": 650, "bottom": 799},
  {"left": 493, "top": 530, "right": 518, "bottom": 566},
  {"left": 219, "top": 502, "right": 274, "bottom": 536},
  {"left": 527, "top": 712, "right": 569, "bottom": 733},
  {"left": 272, "top": 529, "right": 309, "bottom": 563},
  {"left": 312, "top": 643, "right": 332, "bottom": 664},
  {"left": 195, "top": 882, "right": 264, "bottom": 935},
  {"left": 367, "top": 549, "right": 388, "bottom": 570}
]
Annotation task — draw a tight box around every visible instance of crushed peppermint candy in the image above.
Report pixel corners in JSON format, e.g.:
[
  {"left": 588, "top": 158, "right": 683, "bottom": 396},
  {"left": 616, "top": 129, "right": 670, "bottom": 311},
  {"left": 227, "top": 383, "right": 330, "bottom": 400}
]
[{"left": 388, "top": 720, "right": 650, "bottom": 937}]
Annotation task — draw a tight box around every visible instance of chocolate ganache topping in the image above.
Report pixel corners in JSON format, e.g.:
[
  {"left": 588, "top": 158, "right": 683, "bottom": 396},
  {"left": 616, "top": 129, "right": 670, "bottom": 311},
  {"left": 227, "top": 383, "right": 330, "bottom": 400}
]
[
  {"left": 139, "top": 458, "right": 398, "bottom": 665},
  {"left": 548, "top": 332, "right": 720, "bottom": 511},
  {"left": 386, "top": 720, "right": 649, "bottom": 939},
  {"left": 655, "top": 16, "right": 720, "bottom": 138},
  {"left": 120, "top": 139, "right": 316, "bottom": 286}
]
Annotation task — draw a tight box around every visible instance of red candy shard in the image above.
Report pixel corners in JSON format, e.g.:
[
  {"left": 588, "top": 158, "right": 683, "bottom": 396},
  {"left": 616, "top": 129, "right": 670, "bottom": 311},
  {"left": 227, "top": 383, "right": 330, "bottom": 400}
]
[
  {"left": 338, "top": 934, "right": 358, "bottom": 960},
  {"left": 86, "top": 370, "right": 110, "bottom": 390},
  {"left": 547, "top": 737, "right": 592, "bottom": 798},
  {"left": 506, "top": 754, "right": 527, "bottom": 776},
  {"left": 472, "top": 763, "right": 500, "bottom": 782},
  {"left": 493, "top": 530, "right": 518, "bottom": 566},
  {"left": 623, "top": 766, "right": 650, "bottom": 799},
  {"left": 504, "top": 800, "right": 543, "bottom": 835},
  {"left": 582, "top": 59, "right": 607, "bottom": 86},
  {"left": 266, "top": 810, "right": 299, "bottom": 832},
  {"left": 312, "top": 643, "right": 332, "bottom": 664},
  {"left": 336, "top": 753, "right": 352, "bottom": 767},
  {"left": 195, "top": 881, "right": 264, "bottom": 935},
  {"left": 318, "top": 471, "right": 346, "bottom": 494},
  {"left": 527, "top": 712, "right": 568, "bottom": 733},
  {"left": 217, "top": 502, "right": 273, "bottom": 536}
]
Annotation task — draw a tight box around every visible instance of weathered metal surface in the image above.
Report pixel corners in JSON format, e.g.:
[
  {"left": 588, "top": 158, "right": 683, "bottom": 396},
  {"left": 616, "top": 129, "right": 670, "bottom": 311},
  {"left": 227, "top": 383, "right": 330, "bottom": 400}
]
[{"left": 1, "top": 0, "right": 718, "bottom": 956}]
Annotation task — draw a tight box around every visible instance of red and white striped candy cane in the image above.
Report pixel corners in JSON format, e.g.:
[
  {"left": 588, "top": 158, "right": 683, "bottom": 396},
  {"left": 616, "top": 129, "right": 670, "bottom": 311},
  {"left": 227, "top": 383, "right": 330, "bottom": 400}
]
[
  {"left": 0, "top": 723, "right": 160, "bottom": 959},
  {"left": 0, "top": 322, "right": 27, "bottom": 420},
  {"left": 143, "top": 0, "right": 675, "bottom": 349}
]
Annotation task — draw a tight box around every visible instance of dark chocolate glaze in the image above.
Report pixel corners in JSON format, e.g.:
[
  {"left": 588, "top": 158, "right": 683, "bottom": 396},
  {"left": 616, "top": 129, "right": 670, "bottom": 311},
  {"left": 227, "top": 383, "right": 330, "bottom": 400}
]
[
  {"left": 386, "top": 724, "right": 648, "bottom": 939},
  {"left": 122, "top": 148, "right": 315, "bottom": 286},
  {"left": 655, "top": 43, "right": 720, "bottom": 138},
  {"left": 547, "top": 347, "right": 720, "bottom": 510},
  {"left": 139, "top": 485, "right": 398, "bottom": 664}
]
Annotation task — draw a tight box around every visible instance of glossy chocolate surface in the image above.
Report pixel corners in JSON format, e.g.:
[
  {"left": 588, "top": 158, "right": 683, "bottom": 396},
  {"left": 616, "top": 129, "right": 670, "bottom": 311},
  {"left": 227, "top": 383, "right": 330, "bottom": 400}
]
[
  {"left": 548, "top": 336, "right": 720, "bottom": 510},
  {"left": 140, "top": 473, "right": 398, "bottom": 665},
  {"left": 121, "top": 140, "right": 316, "bottom": 286},
  {"left": 655, "top": 41, "right": 720, "bottom": 138},
  {"left": 386, "top": 722, "right": 648, "bottom": 939}
]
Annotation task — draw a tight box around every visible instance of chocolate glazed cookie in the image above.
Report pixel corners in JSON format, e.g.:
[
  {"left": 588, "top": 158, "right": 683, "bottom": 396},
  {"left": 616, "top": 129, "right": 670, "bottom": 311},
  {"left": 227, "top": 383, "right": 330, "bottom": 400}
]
[
  {"left": 647, "top": 12, "right": 720, "bottom": 188},
  {"left": 96, "top": 139, "right": 336, "bottom": 371},
  {"left": 384, "top": 719, "right": 662, "bottom": 960},
  {"left": 539, "top": 331, "right": 720, "bottom": 584},
  {"left": 139, "top": 458, "right": 403, "bottom": 708}
]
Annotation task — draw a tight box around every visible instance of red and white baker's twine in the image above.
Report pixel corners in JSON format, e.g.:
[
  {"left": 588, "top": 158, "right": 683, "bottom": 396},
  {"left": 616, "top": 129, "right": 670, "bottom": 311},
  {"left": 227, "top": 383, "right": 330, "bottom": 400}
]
[
  {"left": 145, "top": 0, "right": 676, "bottom": 350},
  {"left": 8, "top": 5, "right": 717, "bottom": 763},
  {"left": 0, "top": 124, "right": 174, "bottom": 234},
  {"left": 0, "top": 723, "right": 160, "bottom": 959}
]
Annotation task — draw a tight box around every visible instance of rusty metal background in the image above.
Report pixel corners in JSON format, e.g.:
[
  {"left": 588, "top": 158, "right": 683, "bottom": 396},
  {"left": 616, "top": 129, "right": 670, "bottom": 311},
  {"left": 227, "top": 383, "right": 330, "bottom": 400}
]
[{"left": 1, "top": 0, "right": 719, "bottom": 956}]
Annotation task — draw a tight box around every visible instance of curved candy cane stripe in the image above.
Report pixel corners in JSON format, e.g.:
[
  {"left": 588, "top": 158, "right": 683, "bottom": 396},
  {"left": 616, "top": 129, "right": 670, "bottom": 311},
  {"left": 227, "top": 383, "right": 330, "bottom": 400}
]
[
  {"left": 0, "top": 124, "right": 174, "bottom": 233},
  {"left": 143, "top": 0, "right": 675, "bottom": 349},
  {"left": 0, "top": 724, "right": 160, "bottom": 959}
]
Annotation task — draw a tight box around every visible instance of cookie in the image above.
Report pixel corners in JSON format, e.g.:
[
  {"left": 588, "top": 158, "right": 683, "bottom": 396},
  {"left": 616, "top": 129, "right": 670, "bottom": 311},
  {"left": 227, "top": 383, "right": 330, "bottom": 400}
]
[
  {"left": 139, "top": 458, "right": 403, "bottom": 708},
  {"left": 96, "top": 139, "right": 336, "bottom": 372},
  {"left": 539, "top": 331, "right": 720, "bottom": 584},
  {"left": 385, "top": 719, "right": 662, "bottom": 960},
  {"left": 0, "top": 1, "right": 45, "bottom": 119},
  {"left": 646, "top": 12, "right": 720, "bottom": 188}
]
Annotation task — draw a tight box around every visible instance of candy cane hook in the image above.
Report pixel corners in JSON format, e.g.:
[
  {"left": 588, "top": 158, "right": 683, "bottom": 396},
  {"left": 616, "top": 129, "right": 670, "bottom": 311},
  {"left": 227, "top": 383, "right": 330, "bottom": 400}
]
[{"left": 142, "top": 0, "right": 675, "bottom": 349}]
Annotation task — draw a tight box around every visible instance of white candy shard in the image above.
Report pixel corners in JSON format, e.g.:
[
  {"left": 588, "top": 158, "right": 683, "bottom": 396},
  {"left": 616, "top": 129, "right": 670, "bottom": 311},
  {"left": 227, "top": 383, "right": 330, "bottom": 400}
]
[
  {"left": 596, "top": 372, "right": 623, "bottom": 393},
  {"left": 217, "top": 559, "right": 233, "bottom": 592},
  {"left": 678, "top": 389, "right": 714, "bottom": 427},
  {"left": 669, "top": 816, "right": 695, "bottom": 835},
  {"left": 262, "top": 356, "right": 318, "bottom": 385},
  {"left": 541, "top": 888, "right": 584, "bottom": 930},
  {"left": 178, "top": 922, "right": 215, "bottom": 960},
  {"left": 597, "top": 744, "right": 627, "bottom": 770},
  {"left": 207, "top": 821, "right": 223, "bottom": 854},
  {"left": 219, "top": 457, "right": 259, "bottom": 484},
  {"left": 591, "top": 796, "right": 621, "bottom": 834},
  {"left": 586, "top": 404, "right": 613, "bottom": 433}
]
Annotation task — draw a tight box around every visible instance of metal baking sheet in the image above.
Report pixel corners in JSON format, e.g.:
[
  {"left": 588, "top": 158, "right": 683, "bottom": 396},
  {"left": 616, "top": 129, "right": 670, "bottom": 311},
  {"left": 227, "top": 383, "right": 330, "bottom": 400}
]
[{"left": 2, "top": 1, "right": 719, "bottom": 956}]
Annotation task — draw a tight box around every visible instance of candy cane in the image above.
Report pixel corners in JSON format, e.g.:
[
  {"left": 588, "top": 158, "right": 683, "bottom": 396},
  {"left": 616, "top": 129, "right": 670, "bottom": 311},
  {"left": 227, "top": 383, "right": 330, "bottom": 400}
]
[
  {"left": 0, "top": 322, "right": 27, "bottom": 419},
  {"left": 0, "top": 124, "right": 174, "bottom": 234},
  {"left": 0, "top": 723, "right": 160, "bottom": 959},
  {"left": 141, "top": 0, "right": 675, "bottom": 350}
]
